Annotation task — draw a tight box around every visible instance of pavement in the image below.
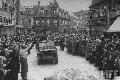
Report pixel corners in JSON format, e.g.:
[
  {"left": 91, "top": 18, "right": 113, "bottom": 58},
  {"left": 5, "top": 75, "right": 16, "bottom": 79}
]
[{"left": 18, "top": 46, "right": 110, "bottom": 80}]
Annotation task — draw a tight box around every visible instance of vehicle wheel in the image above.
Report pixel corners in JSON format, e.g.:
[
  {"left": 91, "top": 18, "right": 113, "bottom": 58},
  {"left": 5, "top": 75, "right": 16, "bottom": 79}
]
[
  {"left": 38, "top": 60, "right": 42, "bottom": 65},
  {"left": 54, "top": 59, "right": 58, "bottom": 64}
]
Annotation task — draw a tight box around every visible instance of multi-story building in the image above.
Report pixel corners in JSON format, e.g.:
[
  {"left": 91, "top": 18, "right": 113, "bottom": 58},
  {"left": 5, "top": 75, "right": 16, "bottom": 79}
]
[
  {"left": 17, "top": 6, "right": 33, "bottom": 34},
  {"left": 66, "top": 13, "right": 78, "bottom": 34},
  {"left": 74, "top": 10, "right": 90, "bottom": 32},
  {"left": 18, "top": 0, "right": 71, "bottom": 35},
  {"left": 89, "top": 0, "right": 108, "bottom": 34},
  {"left": 0, "top": 0, "right": 20, "bottom": 36},
  {"left": 89, "top": 0, "right": 120, "bottom": 34},
  {"left": 33, "top": 0, "right": 71, "bottom": 34},
  {"left": 17, "top": 0, "right": 70, "bottom": 34}
]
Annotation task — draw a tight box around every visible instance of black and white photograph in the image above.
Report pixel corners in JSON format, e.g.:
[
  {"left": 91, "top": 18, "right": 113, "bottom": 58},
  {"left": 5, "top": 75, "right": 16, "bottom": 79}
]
[{"left": 0, "top": 0, "right": 120, "bottom": 80}]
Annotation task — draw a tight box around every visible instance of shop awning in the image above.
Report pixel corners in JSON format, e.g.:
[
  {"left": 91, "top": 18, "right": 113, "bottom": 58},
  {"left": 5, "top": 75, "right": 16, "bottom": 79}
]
[{"left": 107, "top": 16, "right": 120, "bottom": 32}]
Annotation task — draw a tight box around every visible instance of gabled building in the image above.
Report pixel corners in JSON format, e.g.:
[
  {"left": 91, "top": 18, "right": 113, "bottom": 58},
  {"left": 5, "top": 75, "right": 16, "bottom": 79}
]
[
  {"left": 18, "top": 0, "right": 71, "bottom": 35},
  {"left": 0, "top": 0, "right": 20, "bottom": 36},
  {"left": 89, "top": 0, "right": 120, "bottom": 34},
  {"left": 33, "top": 0, "right": 70, "bottom": 34}
]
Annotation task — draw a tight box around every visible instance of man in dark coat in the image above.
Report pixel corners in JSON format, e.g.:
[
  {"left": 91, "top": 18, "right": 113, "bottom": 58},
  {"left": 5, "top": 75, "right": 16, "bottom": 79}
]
[
  {"left": 59, "top": 37, "right": 65, "bottom": 51},
  {"left": 4, "top": 45, "right": 20, "bottom": 80}
]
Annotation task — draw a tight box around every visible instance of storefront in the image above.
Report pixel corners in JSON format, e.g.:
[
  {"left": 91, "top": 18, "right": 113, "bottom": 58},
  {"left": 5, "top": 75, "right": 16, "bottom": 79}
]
[
  {"left": 16, "top": 25, "right": 25, "bottom": 35},
  {"left": 1, "top": 25, "right": 15, "bottom": 36}
]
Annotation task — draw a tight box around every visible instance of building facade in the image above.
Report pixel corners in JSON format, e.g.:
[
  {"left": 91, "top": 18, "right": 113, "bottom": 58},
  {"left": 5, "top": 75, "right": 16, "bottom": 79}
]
[
  {"left": 17, "top": 6, "right": 33, "bottom": 35},
  {"left": 74, "top": 10, "right": 90, "bottom": 31},
  {"left": 0, "top": 0, "right": 20, "bottom": 36},
  {"left": 18, "top": 0, "right": 72, "bottom": 35},
  {"left": 33, "top": 0, "right": 71, "bottom": 34},
  {"left": 89, "top": 0, "right": 120, "bottom": 34},
  {"left": 89, "top": 0, "right": 108, "bottom": 34}
]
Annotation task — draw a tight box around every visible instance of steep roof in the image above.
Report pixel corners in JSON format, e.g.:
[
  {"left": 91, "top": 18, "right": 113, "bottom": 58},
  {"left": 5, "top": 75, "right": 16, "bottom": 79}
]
[
  {"left": 89, "top": 0, "right": 104, "bottom": 8},
  {"left": 42, "top": 5, "right": 50, "bottom": 10},
  {"left": 107, "top": 17, "right": 120, "bottom": 32}
]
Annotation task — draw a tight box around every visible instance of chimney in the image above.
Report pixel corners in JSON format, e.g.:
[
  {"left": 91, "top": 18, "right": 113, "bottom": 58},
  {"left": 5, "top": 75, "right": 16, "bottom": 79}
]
[{"left": 38, "top": 1, "right": 40, "bottom": 6}]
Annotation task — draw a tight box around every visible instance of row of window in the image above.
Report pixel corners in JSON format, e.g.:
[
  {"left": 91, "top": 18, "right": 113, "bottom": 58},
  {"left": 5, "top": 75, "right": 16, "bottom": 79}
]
[
  {"left": 35, "top": 19, "right": 70, "bottom": 25},
  {"left": 0, "top": 17, "right": 12, "bottom": 25},
  {"left": 21, "top": 9, "right": 69, "bottom": 18},
  {"left": 38, "top": 9, "right": 69, "bottom": 17}
]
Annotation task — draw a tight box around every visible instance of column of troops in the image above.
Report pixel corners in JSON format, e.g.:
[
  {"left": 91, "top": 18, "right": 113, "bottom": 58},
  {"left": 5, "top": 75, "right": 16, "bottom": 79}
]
[{"left": 65, "top": 32, "right": 120, "bottom": 79}]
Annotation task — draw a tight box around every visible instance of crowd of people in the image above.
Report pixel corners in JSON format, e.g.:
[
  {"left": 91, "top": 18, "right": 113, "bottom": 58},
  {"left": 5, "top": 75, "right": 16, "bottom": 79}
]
[
  {"left": 65, "top": 31, "right": 120, "bottom": 79},
  {"left": 1, "top": 31, "right": 120, "bottom": 80},
  {"left": 0, "top": 32, "right": 58, "bottom": 80},
  {"left": 0, "top": 33, "right": 37, "bottom": 80}
]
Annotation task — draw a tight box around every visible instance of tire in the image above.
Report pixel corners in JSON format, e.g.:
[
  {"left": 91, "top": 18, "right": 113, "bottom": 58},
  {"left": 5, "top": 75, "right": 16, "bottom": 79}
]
[
  {"left": 53, "top": 59, "right": 58, "bottom": 64},
  {"left": 38, "top": 60, "right": 42, "bottom": 65}
]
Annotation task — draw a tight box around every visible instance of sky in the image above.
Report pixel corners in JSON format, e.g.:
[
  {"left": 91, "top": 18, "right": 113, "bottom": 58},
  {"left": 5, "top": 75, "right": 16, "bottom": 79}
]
[{"left": 20, "top": 0, "right": 92, "bottom": 12}]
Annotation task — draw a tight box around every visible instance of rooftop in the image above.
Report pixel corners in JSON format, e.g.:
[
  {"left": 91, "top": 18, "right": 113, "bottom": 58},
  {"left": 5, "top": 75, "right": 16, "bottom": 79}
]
[{"left": 89, "top": 0, "right": 104, "bottom": 8}]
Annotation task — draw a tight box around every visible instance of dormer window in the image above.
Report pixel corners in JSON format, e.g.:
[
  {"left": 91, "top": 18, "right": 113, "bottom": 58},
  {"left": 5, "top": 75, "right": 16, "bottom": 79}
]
[
  {"left": 53, "top": 10, "right": 56, "bottom": 14},
  {"left": 41, "top": 10, "right": 45, "bottom": 14},
  {"left": 47, "top": 20, "right": 50, "bottom": 26},
  {"left": 39, "top": 9, "right": 45, "bottom": 15}
]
